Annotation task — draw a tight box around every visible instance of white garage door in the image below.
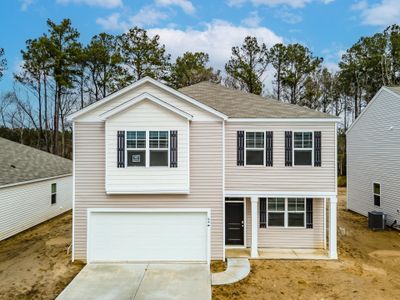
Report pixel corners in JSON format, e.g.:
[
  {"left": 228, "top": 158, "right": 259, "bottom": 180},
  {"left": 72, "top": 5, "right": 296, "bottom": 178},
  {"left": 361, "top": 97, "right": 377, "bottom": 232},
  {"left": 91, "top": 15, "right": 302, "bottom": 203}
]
[{"left": 87, "top": 210, "right": 209, "bottom": 263}]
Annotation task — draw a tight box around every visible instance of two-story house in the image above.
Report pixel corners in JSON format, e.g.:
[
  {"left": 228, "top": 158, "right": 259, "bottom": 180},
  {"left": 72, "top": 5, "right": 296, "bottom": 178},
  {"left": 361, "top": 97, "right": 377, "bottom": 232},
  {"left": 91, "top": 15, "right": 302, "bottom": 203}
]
[{"left": 67, "top": 77, "right": 339, "bottom": 264}]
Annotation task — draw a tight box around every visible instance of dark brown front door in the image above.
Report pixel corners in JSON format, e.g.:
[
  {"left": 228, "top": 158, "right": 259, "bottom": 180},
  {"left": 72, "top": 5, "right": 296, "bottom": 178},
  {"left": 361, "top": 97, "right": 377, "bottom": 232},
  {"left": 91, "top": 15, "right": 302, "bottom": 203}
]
[{"left": 225, "top": 202, "right": 244, "bottom": 245}]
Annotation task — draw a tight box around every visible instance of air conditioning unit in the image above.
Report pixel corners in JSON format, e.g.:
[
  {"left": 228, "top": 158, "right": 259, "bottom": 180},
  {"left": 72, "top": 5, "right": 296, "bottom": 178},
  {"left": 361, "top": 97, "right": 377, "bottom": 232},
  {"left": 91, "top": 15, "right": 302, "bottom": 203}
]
[{"left": 368, "top": 211, "right": 386, "bottom": 230}]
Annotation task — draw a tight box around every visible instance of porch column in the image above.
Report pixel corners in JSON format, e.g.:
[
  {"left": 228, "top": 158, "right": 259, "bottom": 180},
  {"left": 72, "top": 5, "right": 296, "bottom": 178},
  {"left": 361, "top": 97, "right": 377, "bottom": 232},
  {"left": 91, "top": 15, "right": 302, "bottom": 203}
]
[
  {"left": 329, "top": 196, "right": 338, "bottom": 259},
  {"left": 251, "top": 196, "right": 259, "bottom": 258}
]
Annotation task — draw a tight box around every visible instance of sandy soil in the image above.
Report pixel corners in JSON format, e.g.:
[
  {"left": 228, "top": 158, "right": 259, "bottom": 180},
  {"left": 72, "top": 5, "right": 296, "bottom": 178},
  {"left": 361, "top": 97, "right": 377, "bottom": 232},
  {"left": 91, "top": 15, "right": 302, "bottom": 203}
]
[
  {"left": 212, "top": 188, "right": 400, "bottom": 300},
  {"left": 0, "top": 211, "right": 84, "bottom": 300}
]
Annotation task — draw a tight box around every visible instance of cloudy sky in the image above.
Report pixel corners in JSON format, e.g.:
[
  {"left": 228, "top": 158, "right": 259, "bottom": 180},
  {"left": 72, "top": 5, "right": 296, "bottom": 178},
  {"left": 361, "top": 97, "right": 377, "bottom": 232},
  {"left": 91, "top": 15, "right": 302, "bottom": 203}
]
[{"left": 0, "top": 0, "right": 399, "bottom": 90}]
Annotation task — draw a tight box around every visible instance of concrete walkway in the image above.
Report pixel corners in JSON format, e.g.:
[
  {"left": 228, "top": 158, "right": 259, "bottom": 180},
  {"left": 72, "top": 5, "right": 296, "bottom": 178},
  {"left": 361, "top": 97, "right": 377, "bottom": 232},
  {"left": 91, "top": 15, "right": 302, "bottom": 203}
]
[
  {"left": 57, "top": 263, "right": 211, "bottom": 300},
  {"left": 211, "top": 258, "right": 250, "bottom": 286}
]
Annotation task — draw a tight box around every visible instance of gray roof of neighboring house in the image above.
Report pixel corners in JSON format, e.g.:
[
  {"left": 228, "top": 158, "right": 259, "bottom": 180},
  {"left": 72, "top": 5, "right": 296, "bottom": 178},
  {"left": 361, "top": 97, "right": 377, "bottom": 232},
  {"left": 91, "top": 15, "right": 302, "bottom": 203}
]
[
  {"left": 0, "top": 137, "right": 72, "bottom": 187},
  {"left": 179, "top": 81, "right": 337, "bottom": 119},
  {"left": 386, "top": 86, "right": 400, "bottom": 96}
]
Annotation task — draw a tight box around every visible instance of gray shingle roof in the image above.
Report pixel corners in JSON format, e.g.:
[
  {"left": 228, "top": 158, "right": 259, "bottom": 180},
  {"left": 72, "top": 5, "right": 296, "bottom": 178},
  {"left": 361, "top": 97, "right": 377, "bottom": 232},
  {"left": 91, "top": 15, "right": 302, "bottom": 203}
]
[
  {"left": 0, "top": 138, "right": 72, "bottom": 187},
  {"left": 386, "top": 86, "right": 400, "bottom": 96},
  {"left": 179, "top": 81, "right": 337, "bottom": 119}
]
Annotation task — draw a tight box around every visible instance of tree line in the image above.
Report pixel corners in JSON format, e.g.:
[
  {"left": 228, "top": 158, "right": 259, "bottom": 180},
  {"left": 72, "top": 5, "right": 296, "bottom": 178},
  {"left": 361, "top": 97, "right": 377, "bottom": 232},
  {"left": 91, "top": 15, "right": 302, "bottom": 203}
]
[{"left": 0, "top": 19, "right": 399, "bottom": 170}]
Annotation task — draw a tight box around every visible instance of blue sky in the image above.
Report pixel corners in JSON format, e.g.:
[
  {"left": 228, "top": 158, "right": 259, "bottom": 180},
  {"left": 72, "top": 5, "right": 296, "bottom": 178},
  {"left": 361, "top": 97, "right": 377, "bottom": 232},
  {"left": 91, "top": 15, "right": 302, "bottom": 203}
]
[{"left": 1, "top": 0, "right": 399, "bottom": 92}]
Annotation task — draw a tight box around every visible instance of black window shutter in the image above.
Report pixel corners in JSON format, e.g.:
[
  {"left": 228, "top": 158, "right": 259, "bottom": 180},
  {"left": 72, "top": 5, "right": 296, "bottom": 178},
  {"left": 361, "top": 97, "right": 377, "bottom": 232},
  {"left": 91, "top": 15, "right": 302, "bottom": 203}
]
[
  {"left": 265, "top": 131, "right": 273, "bottom": 167},
  {"left": 170, "top": 130, "right": 178, "bottom": 168},
  {"left": 306, "top": 198, "right": 313, "bottom": 229},
  {"left": 260, "top": 198, "right": 267, "bottom": 228},
  {"left": 285, "top": 131, "right": 292, "bottom": 166},
  {"left": 117, "top": 131, "right": 125, "bottom": 168},
  {"left": 237, "top": 131, "right": 244, "bottom": 166},
  {"left": 314, "top": 131, "right": 321, "bottom": 167}
]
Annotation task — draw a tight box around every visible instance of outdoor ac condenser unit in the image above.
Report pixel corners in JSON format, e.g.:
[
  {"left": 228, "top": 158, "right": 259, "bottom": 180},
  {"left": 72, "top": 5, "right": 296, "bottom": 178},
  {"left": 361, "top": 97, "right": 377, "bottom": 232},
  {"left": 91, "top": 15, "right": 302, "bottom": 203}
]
[{"left": 368, "top": 211, "right": 386, "bottom": 230}]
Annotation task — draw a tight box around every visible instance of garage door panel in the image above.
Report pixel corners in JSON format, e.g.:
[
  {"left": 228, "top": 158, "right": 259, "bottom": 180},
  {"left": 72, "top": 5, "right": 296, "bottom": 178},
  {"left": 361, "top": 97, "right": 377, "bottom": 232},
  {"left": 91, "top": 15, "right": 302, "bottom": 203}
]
[{"left": 88, "top": 211, "right": 208, "bottom": 262}]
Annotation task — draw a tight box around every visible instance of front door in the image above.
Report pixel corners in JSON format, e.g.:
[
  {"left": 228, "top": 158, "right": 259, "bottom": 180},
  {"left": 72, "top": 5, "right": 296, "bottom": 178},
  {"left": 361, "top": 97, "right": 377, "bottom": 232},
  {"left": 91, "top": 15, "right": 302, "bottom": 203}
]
[{"left": 225, "top": 202, "right": 244, "bottom": 245}]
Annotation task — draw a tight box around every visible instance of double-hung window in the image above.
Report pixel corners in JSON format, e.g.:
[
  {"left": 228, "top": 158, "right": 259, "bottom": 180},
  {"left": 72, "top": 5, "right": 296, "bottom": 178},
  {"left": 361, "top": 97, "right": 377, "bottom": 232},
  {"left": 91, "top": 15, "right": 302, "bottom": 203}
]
[
  {"left": 373, "top": 183, "right": 381, "bottom": 207},
  {"left": 287, "top": 198, "right": 305, "bottom": 227},
  {"left": 293, "top": 132, "right": 313, "bottom": 166},
  {"left": 149, "top": 131, "right": 169, "bottom": 166},
  {"left": 266, "top": 197, "right": 306, "bottom": 228},
  {"left": 126, "top": 131, "right": 146, "bottom": 167},
  {"left": 245, "top": 132, "right": 264, "bottom": 165},
  {"left": 51, "top": 183, "right": 57, "bottom": 205},
  {"left": 267, "top": 198, "right": 285, "bottom": 227}
]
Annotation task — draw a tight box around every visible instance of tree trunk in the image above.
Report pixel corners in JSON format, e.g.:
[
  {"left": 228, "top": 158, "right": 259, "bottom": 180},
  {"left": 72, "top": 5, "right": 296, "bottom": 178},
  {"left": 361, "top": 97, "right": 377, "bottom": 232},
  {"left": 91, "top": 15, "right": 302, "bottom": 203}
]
[{"left": 44, "top": 74, "right": 49, "bottom": 152}]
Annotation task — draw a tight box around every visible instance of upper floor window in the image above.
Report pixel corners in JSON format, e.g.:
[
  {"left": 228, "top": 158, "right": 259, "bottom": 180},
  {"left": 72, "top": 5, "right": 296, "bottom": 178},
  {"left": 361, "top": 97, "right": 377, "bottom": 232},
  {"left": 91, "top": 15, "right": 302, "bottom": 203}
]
[
  {"left": 293, "top": 132, "right": 313, "bottom": 166},
  {"left": 373, "top": 183, "right": 381, "bottom": 207},
  {"left": 245, "top": 132, "right": 264, "bottom": 165},
  {"left": 149, "top": 131, "right": 169, "bottom": 167},
  {"left": 127, "top": 131, "right": 146, "bottom": 167},
  {"left": 126, "top": 130, "right": 169, "bottom": 167}
]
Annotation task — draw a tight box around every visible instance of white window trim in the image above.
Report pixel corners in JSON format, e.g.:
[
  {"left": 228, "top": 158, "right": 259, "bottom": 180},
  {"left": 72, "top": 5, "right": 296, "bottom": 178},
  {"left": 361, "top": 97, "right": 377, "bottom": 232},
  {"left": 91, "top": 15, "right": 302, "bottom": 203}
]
[
  {"left": 292, "top": 130, "right": 314, "bottom": 167},
  {"left": 51, "top": 183, "right": 57, "bottom": 205},
  {"left": 125, "top": 130, "right": 170, "bottom": 168},
  {"left": 373, "top": 182, "right": 381, "bottom": 207},
  {"left": 244, "top": 130, "right": 265, "bottom": 167},
  {"left": 266, "top": 197, "right": 307, "bottom": 229}
]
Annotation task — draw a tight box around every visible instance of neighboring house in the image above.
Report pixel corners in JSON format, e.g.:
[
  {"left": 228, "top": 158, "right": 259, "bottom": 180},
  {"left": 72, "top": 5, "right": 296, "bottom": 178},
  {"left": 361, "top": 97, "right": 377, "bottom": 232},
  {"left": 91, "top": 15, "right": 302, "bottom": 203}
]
[
  {"left": 347, "top": 86, "right": 400, "bottom": 227},
  {"left": 67, "top": 77, "right": 339, "bottom": 264},
  {"left": 0, "top": 138, "right": 72, "bottom": 241}
]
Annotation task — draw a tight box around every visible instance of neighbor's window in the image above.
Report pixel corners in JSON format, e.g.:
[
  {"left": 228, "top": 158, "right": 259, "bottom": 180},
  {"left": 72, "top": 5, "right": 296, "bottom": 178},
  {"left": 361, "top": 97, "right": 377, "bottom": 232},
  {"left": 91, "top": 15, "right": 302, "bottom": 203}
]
[
  {"left": 245, "top": 132, "right": 264, "bottom": 165},
  {"left": 149, "top": 131, "right": 169, "bottom": 167},
  {"left": 294, "top": 132, "right": 313, "bottom": 166},
  {"left": 287, "top": 198, "right": 305, "bottom": 227},
  {"left": 373, "top": 183, "right": 381, "bottom": 207},
  {"left": 126, "top": 131, "right": 146, "bottom": 167},
  {"left": 51, "top": 183, "right": 57, "bottom": 205},
  {"left": 267, "top": 198, "right": 285, "bottom": 227}
]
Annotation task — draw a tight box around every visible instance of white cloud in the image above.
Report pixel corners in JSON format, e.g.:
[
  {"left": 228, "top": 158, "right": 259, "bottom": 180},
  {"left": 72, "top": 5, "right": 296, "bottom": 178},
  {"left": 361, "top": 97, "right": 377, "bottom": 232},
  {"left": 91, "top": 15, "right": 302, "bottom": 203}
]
[
  {"left": 96, "top": 13, "right": 126, "bottom": 30},
  {"left": 20, "top": 0, "right": 33, "bottom": 11},
  {"left": 56, "top": 0, "right": 122, "bottom": 8},
  {"left": 226, "top": 0, "right": 247, "bottom": 7},
  {"left": 276, "top": 10, "right": 302, "bottom": 23},
  {"left": 147, "top": 20, "right": 283, "bottom": 70},
  {"left": 155, "top": 0, "right": 195, "bottom": 14},
  {"left": 241, "top": 11, "right": 262, "bottom": 27},
  {"left": 351, "top": 0, "right": 368, "bottom": 11},
  {"left": 353, "top": 0, "right": 400, "bottom": 26},
  {"left": 228, "top": 0, "right": 333, "bottom": 8}
]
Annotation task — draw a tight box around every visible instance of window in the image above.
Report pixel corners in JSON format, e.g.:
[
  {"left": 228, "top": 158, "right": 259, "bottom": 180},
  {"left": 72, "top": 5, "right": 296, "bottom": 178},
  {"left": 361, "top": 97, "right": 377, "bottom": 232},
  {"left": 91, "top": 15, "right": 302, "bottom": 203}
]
[
  {"left": 293, "top": 132, "right": 313, "bottom": 166},
  {"left": 267, "top": 198, "right": 285, "bottom": 227},
  {"left": 149, "top": 131, "right": 169, "bottom": 166},
  {"left": 51, "top": 183, "right": 57, "bottom": 204},
  {"left": 266, "top": 197, "right": 307, "bottom": 228},
  {"left": 245, "top": 132, "right": 264, "bottom": 165},
  {"left": 126, "top": 131, "right": 146, "bottom": 167},
  {"left": 373, "top": 183, "right": 381, "bottom": 207},
  {"left": 287, "top": 198, "right": 305, "bottom": 227}
]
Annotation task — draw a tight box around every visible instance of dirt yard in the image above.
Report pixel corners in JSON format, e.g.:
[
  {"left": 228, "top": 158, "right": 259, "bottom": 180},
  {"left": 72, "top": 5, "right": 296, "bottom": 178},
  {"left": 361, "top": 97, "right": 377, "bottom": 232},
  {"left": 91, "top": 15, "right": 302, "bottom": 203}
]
[
  {"left": 1, "top": 189, "right": 400, "bottom": 299},
  {"left": 0, "top": 211, "right": 84, "bottom": 300},
  {"left": 212, "top": 188, "right": 400, "bottom": 300}
]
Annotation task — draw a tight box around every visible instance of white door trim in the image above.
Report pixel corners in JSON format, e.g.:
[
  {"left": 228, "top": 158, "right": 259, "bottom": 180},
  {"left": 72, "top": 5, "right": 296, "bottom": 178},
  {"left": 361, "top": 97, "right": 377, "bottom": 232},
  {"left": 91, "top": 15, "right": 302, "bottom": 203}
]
[{"left": 86, "top": 208, "right": 211, "bottom": 265}]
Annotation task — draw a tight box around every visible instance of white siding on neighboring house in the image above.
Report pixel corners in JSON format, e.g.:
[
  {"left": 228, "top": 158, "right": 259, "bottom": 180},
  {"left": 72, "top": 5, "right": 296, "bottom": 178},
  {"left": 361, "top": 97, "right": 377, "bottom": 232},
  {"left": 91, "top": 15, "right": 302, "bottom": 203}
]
[
  {"left": 226, "top": 122, "right": 336, "bottom": 193},
  {"left": 105, "top": 100, "right": 189, "bottom": 193},
  {"left": 0, "top": 176, "right": 72, "bottom": 241},
  {"left": 347, "top": 88, "right": 400, "bottom": 225},
  {"left": 74, "top": 121, "right": 224, "bottom": 261}
]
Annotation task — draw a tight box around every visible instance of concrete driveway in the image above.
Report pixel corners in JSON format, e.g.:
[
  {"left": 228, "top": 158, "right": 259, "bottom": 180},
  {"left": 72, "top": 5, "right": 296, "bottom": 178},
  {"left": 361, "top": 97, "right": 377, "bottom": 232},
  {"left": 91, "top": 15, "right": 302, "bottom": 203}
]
[{"left": 56, "top": 263, "right": 211, "bottom": 300}]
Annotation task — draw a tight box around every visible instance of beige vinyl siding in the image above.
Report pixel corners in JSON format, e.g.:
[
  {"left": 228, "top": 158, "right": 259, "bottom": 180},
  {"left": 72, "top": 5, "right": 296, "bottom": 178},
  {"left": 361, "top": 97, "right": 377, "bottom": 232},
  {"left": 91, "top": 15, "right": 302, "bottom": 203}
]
[
  {"left": 105, "top": 100, "right": 189, "bottom": 193},
  {"left": 225, "top": 122, "right": 336, "bottom": 192},
  {"left": 347, "top": 88, "right": 400, "bottom": 225},
  {"left": 245, "top": 198, "right": 324, "bottom": 249},
  {"left": 74, "top": 121, "right": 223, "bottom": 261},
  {"left": 76, "top": 83, "right": 219, "bottom": 122},
  {"left": 0, "top": 176, "right": 72, "bottom": 241}
]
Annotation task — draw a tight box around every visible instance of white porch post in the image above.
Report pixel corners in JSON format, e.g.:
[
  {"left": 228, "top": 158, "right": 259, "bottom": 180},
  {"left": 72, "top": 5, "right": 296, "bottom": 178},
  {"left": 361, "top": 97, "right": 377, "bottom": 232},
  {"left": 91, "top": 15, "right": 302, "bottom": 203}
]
[
  {"left": 251, "top": 196, "right": 259, "bottom": 258},
  {"left": 329, "top": 196, "right": 338, "bottom": 259}
]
